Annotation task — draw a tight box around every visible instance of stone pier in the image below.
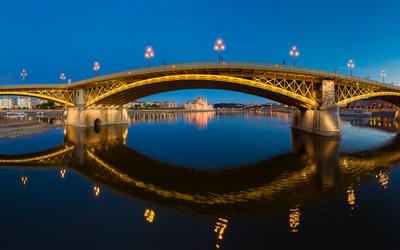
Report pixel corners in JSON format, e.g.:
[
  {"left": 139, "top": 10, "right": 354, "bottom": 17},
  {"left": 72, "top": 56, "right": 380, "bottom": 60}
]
[
  {"left": 64, "top": 89, "right": 129, "bottom": 128},
  {"left": 292, "top": 79, "right": 341, "bottom": 137},
  {"left": 64, "top": 107, "right": 129, "bottom": 128}
]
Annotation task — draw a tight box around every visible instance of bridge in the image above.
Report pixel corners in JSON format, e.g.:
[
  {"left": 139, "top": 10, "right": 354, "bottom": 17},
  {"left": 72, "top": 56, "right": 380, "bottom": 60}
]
[{"left": 2, "top": 62, "right": 400, "bottom": 136}]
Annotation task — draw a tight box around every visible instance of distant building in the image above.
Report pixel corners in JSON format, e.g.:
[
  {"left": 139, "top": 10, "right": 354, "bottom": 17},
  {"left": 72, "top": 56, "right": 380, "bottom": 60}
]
[
  {"left": 32, "top": 98, "right": 47, "bottom": 108},
  {"left": 347, "top": 99, "right": 395, "bottom": 110},
  {"left": 125, "top": 102, "right": 145, "bottom": 109},
  {"left": 184, "top": 97, "right": 214, "bottom": 111},
  {"left": 125, "top": 101, "right": 178, "bottom": 109},
  {"left": 0, "top": 98, "right": 14, "bottom": 109},
  {"left": 17, "top": 97, "right": 32, "bottom": 109},
  {"left": 156, "top": 101, "right": 178, "bottom": 109}
]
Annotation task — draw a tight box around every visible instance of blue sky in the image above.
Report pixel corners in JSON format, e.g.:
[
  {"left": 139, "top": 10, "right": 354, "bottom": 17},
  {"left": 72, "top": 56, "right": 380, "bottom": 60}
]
[{"left": 1, "top": 0, "right": 400, "bottom": 104}]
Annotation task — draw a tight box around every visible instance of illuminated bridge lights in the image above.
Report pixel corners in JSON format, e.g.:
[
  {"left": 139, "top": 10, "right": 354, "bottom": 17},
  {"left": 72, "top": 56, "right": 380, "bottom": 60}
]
[
  {"left": 59, "top": 168, "right": 67, "bottom": 179},
  {"left": 2, "top": 63, "right": 400, "bottom": 111},
  {"left": 347, "top": 186, "right": 357, "bottom": 210},
  {"left": 214, "top": 218, "right": 229, "bottom": 249},
  {"left": 289, "top": 205, "right": 301, "bottom": 233},
  {"left": 20, "top": 175, "right": 28, "bottom": 185},
  {"left": 376, "top": 171, "right": 389, "bottom": 190},
  {"left": 144, "top": 209, "right": 155, "bottom": 223},
  {"left": 214, "top": 218, "right": 229, "bottom": 240},
  {"left": 93, "top": 185, "right": 101, "bottom": 197}
]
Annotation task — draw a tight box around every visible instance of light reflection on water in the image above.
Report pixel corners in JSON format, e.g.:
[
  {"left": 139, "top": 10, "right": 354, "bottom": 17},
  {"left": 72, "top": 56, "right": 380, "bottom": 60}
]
[{"left": 0, "top": 112, "right": 399, "bottom": 249}]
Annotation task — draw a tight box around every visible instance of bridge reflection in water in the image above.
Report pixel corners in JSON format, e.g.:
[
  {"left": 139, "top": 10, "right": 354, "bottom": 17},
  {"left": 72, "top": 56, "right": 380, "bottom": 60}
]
[{"left": 0, "top": 118, "right": 398, "bottom": 223}]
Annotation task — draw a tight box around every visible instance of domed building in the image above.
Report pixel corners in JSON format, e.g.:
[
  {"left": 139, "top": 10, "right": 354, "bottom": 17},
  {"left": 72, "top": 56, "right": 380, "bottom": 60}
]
[{"left": 184, "top": 97, "right": 214, "bottom": 111}]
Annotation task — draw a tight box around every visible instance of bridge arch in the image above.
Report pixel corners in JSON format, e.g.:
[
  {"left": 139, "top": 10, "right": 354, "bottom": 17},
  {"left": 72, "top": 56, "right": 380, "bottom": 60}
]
[
  {"left": 86, "top": 74, "right": 319, "bottom": 109},
  {"left": 0, "top": 91, "right": 74, "bottom": 107},
  {"left": 337, "top": 91, "right": 400, "bottom": 107}
]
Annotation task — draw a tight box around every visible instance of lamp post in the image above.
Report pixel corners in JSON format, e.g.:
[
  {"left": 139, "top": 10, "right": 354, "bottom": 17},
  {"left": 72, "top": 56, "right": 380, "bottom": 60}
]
[
  {"left": 144, "top": 46, "right": 154, "bottom": 66},
  {"left": 93, "top": 61, "right": 100, "bottom": 75},
  {"left": 289, "top": 46, "right": 300, "bottom": 67},
  {"left": 20, "top": 175, "right": 28, "bottom": 185},
  {"left": 214, "top": 38, "right": 226, "bottom": 64},
  {"left": 381, "top": 70, "right": 386, "bottom": 83},
  {"left": 347, "top": 59, "right": 355, "bottom": 76},
  {"left": 21, "top": 69, "right": 27, "bottom": 80},
  {"left": 93, "top": 185, "right": 101, "bottom": 197},
  {"left": 60, "top": 72, "right": 66, "bottom": 82}
]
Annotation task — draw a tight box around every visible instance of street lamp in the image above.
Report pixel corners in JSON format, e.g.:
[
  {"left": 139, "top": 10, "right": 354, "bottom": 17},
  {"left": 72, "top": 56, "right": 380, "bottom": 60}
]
[
  {"left": 144, "top": 46, "right": 154, "bottom": 66},
  {"left": 60, "top": 72, "right": 66, "bottom": 82},
  {"left": 93, "top": 61, "right": 100, "bottom": 74},
  {"left": 214, "top": 38, "right": 226, "bottom": 64},
  {"left": 93, "top": 185, "right": 101, "bottom": 197},
  {"left": 21, "top": 69, "right": 27, "bottom": 80},
  {"left": 60, "top": 168, "right": 66, "bottom": 179},
  {"left": 20, "top": 175, "right": 28, "bottom": 185},
  {"left": 347, "top": 59, "right": 355, "bottom": 76},
  {"left": 381, "top": 70, "right": 386, "bottom": 82},
  {"left": 289, "top": 46, "right": 300, "bottom": 67}
]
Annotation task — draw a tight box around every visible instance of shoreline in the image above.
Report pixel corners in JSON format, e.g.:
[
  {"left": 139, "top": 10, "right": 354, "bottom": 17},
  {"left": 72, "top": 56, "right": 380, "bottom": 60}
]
[
  {"left": 0, "top": 119, "right": 59, "bottom": 140},
  {"left": 0, "top": 109, "right": 396, "bottom": 140}
]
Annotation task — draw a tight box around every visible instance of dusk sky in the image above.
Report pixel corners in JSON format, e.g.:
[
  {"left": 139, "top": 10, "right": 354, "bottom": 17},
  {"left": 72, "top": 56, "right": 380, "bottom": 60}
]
[{"left": 1, "top": 0, "right": 400, "bottom": 104}]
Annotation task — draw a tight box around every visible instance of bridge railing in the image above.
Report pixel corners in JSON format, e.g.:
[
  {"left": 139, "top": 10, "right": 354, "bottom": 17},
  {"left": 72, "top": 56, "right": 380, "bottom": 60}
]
[
  {"left": 162, "top": 62, "right": 400, "bottom": 90},
  {"left": 73, "top": 62, "right": 400, "bottom": 90},
  {"left": 2, "top": 62, "right": 399, "bottom": 91}
]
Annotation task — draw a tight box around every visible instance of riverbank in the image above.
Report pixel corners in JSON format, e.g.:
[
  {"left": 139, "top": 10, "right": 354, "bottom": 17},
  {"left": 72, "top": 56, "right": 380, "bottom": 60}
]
[
  {"left": 0, "top": 118, "right": 59, "bottom": 139},
  {"left": 0, "top": 110, "right": 64, "bottom": 117}
]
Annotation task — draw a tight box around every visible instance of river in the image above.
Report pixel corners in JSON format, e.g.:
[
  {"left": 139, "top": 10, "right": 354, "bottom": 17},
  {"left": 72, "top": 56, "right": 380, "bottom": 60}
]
[{"left": 0, "top": 112, "right": 398, "bottom": 249}]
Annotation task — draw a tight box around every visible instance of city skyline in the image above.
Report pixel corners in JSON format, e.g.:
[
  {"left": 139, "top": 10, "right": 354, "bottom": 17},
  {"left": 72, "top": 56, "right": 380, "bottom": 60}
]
[{"left": 1, "top": 1, "right": 400, "bottom": 104}]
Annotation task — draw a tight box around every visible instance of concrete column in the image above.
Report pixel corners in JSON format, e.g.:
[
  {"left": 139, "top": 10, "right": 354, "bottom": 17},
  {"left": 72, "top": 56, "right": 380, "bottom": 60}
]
[
  {"left": 74, "top": 89, "right": 86, "bottom": 108},
  {"left": 292, "top": 79, "right": 340, "bottom": 137},
  {"left": 65, "top": 107, "right": 129, "bottom": 127},
  {"left": 320, "top": 79, "right": 337, "bottom": 110},
  {"left": 66, "top": 88, "right": 129, "bottom": 127},
  {"left": 64, "top": 125, "right": 128, "bottom": 145}
]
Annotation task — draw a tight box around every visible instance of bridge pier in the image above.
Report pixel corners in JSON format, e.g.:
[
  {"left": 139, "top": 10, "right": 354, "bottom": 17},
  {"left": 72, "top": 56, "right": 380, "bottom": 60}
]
[
  {"left": 292, "top": 79, "right": 341, "bottom": 137},
  {"left": 64, "top": 107, "right": 129, "bottom": 128},
  {"left": 64, "top": 89, "right": 129, "bottom": 127},
  {"left": 292, "top": 109, "right": 340, "bottom": 137}
]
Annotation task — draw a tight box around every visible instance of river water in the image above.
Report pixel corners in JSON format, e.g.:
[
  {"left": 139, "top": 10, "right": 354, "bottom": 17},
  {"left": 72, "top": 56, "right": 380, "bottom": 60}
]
[{"left": 0, "top": 112, "right": 398, "bottom": 250}]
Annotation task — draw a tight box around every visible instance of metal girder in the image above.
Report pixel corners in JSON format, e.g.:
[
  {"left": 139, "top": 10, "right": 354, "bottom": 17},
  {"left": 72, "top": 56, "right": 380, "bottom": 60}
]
[
  {"left": 0, "top": 145, "right": 74, "bottom": 165},
  {"left": 2, "top": 63, "right": 400, "bottom": 108},
  {"left": 0, "top": 89, "right": 75, "bottom": 107},
  {"left": 85, "top": 74, "right": 319, "bottom": 108}
]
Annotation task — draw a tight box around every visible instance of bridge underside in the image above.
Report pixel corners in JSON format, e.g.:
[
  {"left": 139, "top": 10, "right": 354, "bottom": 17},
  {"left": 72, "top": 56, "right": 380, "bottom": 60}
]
[{"left": 89, "top": 80, "right": 317, "bottom": 109}]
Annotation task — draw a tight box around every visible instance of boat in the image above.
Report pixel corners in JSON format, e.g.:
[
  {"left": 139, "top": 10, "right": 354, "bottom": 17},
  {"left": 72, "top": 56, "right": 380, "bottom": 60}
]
[{"left": 340, "top": 109, "right": 372, "bottom": 117}]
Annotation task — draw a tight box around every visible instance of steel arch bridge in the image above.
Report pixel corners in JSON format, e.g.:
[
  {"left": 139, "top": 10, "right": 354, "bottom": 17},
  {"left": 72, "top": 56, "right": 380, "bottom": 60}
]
[
  {"left": 1, "top": 63, "right": 400, "bottom": 108},
  {"left": 2, "top": 62, "right": 400, "bottom": 135}
]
